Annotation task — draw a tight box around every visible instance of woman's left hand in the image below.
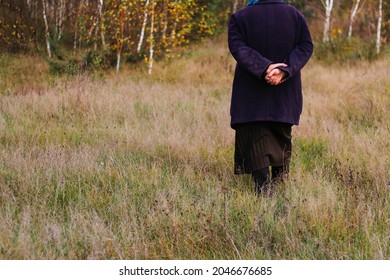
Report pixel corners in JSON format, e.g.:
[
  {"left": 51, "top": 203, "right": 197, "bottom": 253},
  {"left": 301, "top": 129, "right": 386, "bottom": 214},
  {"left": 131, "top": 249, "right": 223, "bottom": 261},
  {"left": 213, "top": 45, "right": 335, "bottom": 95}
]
[{"left": 265, "top": 68, "right": 286, "bottom": 86}]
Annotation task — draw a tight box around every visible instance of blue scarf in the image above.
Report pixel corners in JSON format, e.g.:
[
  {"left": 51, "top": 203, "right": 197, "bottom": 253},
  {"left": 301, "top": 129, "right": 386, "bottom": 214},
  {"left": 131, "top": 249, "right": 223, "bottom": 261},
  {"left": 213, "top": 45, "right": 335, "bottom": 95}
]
[
  {"left": 246, "top": 0, "right": 283, "bottom": 6},
  {"left": 246, "top": 0, "right": 261, "bottom": 6}
]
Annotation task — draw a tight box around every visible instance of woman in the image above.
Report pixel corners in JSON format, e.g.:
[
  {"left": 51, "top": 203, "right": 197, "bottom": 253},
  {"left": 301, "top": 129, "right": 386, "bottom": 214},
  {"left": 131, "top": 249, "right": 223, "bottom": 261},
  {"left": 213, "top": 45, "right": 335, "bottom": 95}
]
[{"left": 228, "top": 0, "right": 313, "bottom": 195}]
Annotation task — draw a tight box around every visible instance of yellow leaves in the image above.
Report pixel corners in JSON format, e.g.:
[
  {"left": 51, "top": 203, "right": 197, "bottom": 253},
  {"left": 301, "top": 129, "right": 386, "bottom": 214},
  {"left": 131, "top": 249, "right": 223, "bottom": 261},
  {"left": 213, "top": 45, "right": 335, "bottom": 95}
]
[
  {"left": 1, "top": 0, "right": 213, "bottom": 64},
  {"left": 331, "top": 28, "right": 343, "bottom": 39}
]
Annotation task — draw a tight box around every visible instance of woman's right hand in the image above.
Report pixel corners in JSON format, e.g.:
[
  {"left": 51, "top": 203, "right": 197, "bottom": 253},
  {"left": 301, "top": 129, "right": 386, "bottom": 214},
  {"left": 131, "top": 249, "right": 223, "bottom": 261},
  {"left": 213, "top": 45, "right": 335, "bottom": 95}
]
[{"left": 265, "top": 63, "right": 287, "bottom": 86}]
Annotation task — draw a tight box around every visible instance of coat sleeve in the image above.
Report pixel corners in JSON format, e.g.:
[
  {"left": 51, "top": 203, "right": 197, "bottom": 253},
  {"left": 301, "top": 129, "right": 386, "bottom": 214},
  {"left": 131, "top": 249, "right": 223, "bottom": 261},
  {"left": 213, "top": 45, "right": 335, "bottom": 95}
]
[
  {"left": 278, "top": 14, "right": 313, "bottom": 79},
  {"left": 228, "top": 14, "right": 272, "bottom": 79}
]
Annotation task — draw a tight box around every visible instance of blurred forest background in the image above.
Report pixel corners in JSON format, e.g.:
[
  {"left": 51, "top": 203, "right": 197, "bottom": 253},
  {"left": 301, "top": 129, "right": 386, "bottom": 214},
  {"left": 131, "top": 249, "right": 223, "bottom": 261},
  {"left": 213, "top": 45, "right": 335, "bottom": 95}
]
[{"left": 0, "top": 0, "right": 389, "bottom": 73}]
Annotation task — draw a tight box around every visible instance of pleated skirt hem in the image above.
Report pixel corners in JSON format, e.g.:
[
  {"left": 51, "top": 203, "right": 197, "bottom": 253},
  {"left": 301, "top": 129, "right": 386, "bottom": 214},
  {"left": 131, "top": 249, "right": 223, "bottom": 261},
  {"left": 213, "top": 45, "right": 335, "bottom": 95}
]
[{"left": 234, "top": 121, "right": 292, "bottom": 174}]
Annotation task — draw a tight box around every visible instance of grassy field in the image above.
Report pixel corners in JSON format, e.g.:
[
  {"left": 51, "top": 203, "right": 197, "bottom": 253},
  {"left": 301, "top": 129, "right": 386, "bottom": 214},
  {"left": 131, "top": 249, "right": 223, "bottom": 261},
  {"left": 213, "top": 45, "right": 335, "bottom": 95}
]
[{"left": 0, "top": 39, "right": 389, "bottom": 259}]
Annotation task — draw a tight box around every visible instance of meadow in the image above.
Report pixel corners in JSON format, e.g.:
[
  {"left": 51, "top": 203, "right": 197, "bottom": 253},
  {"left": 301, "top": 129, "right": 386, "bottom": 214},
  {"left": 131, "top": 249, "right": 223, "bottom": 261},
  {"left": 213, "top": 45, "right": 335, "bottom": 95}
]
[{"left": 0, "top": 38, "right": 389, "bottom": 259}]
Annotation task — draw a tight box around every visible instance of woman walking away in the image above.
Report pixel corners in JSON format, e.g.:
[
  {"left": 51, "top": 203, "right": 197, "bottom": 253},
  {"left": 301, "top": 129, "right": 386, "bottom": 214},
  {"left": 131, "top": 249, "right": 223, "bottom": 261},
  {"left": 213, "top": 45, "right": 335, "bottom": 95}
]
[{"left": 228, "top": 0, "right": 313, "bottom": 196}]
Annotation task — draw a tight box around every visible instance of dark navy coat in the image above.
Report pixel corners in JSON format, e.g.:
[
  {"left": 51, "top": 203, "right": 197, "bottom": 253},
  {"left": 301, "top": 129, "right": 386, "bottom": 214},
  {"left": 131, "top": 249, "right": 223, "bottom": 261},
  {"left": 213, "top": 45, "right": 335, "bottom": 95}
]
[{"left": 228, "top": 0, "right": 313, "bottom": 127}]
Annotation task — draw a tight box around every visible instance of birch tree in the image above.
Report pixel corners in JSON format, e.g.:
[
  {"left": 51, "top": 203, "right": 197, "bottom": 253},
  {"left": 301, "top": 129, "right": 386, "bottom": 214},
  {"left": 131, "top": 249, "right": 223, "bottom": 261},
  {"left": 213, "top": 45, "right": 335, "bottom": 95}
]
[
  {"left": 232, "top": 0, "right": 238, "bottom": 13},
  {"left": 41, "top": 0, "right": 52, "bottom": 57},
  {"left": 376, "top": 0, "right": 383, "bottom": 54},
  {"left": 97, "top": 0, "right": 106, "bottom": 50},
  {"left": 148, "top": 0, "right": 155, "bottom": 75},
  {"left": 115, "top": 2, "right": 126, "bottom": 73},
  {"left": 137, "top": 0, "right": 150, "bottom": 53},
  {"left": 55, "top": 0, "right": 66, "bottom": 41},
  {"left": 73, "top": 0, "right": 83, "bottom": 52},
  {"left": 348, "top": 0, "right": 361, "bottom": 38},
  {"left": 0, "top": 0, "right": 214, "bottom": 68},
  {"left": 322, "top": 0, "right": 334, "bottom": 42}
]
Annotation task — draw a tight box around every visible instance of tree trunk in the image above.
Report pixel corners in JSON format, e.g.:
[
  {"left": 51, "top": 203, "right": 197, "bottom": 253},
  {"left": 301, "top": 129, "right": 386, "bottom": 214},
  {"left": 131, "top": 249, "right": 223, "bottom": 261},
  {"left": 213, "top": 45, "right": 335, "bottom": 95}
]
[
  {"left": 73, "top": 26, "right": 78, "bottom": 53},
  {"left": 348, "top": 0, "right": 361, "bottom": 38},
  {"left": 232, "top": 0, "right": 238, "bottom": 13},
  {"left": 376, "top": 0, "right": 383, "bottom": 54},
  {"left": 116, "top": 53, "right": 121, "bottom": 73},
  {"left": 137, "top": 0, "right": 150, "bottom": 53},
  {"left": 116, "top": 3, "right": 125, "bottom": 73},
  {"left": 322, "top": 0, "right": 334, "bottom": 42},
  {"left": 41, "top": 0, "right": 51, "bottom": 58},
  {"left": 73, "top": 0, "right": 82, "bottom": 54},
  {"left": 148, "top": 0, "right": 155, "bottom": 75},
  {"left": 98, "top": 0, "right": 106, "bottom": 50},
  {"left": 56, "top": 0, "right": 65, "bottom": 41}
]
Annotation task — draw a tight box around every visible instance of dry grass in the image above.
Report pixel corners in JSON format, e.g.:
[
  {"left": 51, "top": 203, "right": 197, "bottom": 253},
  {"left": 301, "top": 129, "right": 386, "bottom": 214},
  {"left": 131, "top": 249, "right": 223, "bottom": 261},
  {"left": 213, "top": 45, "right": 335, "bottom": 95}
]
[{"left": 0, "top": 39, "right": 389, "bottom": 259}]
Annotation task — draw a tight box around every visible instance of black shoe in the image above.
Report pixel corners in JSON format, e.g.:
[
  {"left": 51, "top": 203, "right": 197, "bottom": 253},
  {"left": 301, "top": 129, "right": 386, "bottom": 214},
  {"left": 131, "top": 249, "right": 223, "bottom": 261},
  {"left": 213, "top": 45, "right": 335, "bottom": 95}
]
[{"left": 252, "top": 168, "right": 270, "bottom": 197}]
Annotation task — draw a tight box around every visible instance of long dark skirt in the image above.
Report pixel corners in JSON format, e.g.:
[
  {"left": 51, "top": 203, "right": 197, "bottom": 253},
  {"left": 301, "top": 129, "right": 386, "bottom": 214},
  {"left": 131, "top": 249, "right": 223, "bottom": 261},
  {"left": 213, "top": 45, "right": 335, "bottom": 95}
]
[{"left": 234, "top": 121, "right": 292, "bottom": 174}]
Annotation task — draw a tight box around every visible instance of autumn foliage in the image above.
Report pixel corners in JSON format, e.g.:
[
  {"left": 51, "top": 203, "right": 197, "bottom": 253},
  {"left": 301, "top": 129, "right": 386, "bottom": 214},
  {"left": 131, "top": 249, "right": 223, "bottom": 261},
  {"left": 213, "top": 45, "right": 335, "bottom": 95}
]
[
  {"left": 0, "top": 0, "right": 215, "bottom": 72},
  {"left": 0, "top": 0, "right": 388, "bottom": 70}
]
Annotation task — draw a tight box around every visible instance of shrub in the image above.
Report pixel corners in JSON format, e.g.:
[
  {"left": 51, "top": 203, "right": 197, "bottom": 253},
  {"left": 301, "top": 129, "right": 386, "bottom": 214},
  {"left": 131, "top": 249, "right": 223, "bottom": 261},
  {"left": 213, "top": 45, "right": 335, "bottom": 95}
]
[
  {"left": 84, "top": 50, "right": 107, "bottom": 71},
  {"left": 314, "top": 36, "right": 377, "bottom": 63},
  {"left": 47, "top": 59, "right": 81, "bottom": 75}
]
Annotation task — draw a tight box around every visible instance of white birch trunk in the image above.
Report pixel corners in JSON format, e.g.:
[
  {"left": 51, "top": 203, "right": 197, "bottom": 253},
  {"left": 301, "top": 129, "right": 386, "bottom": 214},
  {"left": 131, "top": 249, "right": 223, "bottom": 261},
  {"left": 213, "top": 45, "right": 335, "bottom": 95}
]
[
  {"left": 233, "top": 0, "right": 238, "bottom": 13},
  {"left": 116, "top": 53, "right": 121, "bottom": 73},
  {"left": 73, "top": 26, "right": 78, "bottom": 53},
  {"left": 137, "top": 0, "right": 150, "bottom": 53},
  {"left": 348, "top": 0, "right": 361, "bottom": 38},
  {"left": 41, "top": 0, "right": 52, "bottom": 58},
  {"left": 56, "top": 0, "right": 65, "bottom": 41},
  {"left": 73, "top": 0, "right": 80, "bottom": 53},
  {"left": 322, "top": 0, "right": 334, "bottom": 42},
  {"left": 98, "top": 0, "right": 106, "bottom": 50},
  {"left": 87, "top": 18, "right": 96, "bottom": 41},
  {"left": 148, "top": 0, "right": 155, "bottom": 75},
  {"left": 376, "top": 0, "right": 383, "bottom": 54},
  {"left": 116, "top": 3, "right": 125, "bottom": 73}
]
